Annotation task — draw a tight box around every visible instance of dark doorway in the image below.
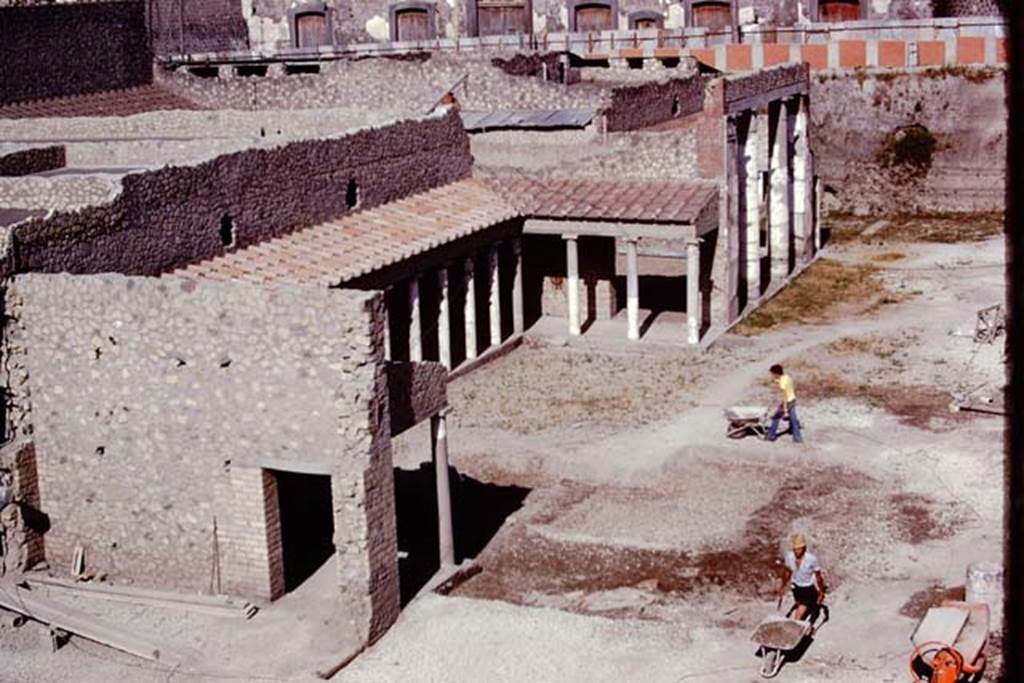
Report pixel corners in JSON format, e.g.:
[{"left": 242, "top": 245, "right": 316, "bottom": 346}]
[
  {"left": 274, "top": 471, "right": 335, "bottom": 592},
  {"left": 393, "top": 464, "right": 530, "bottom": 605},
  {"left": 818, "top": 0, "right": 860, "bottom": 22}
]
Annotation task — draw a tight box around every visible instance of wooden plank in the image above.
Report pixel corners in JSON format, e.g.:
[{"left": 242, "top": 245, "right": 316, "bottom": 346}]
[
  {"left": 26, "top": 577, "right": 257, "bottom": 618},
  {"left": 0, "top": 580, "right": 187, "bottom": 662}
]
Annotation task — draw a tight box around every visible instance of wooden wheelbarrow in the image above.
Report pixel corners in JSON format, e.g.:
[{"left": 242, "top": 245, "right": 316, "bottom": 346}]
[
  {"left": 724, "top": 406, "right": 772, "bottom": 440},
  {"left": 909, "top": 601, "right": 989, "bottom": 682}
]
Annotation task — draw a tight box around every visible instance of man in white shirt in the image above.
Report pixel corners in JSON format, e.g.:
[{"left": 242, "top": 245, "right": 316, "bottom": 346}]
[{"left": 777, "top": 533, "right": 827, "bottom": 621}]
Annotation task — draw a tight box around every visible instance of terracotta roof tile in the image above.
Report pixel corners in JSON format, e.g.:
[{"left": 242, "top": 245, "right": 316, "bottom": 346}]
[{"left": 178, "top": 178, "right": 518, "bottom": 287}]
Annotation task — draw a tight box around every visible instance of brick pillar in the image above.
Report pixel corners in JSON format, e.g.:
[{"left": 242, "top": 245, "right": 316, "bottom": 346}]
[{"left": 216, "top": 466, "right": 284, "bottom": 600}]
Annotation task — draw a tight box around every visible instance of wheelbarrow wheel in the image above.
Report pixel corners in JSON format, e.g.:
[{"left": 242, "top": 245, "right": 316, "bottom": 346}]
[
  {"left": 760, "top": 646, "right": 784, "bottom": 679},
  {"left": 727, "top": 424, "right": 748, "bottom": 439}
]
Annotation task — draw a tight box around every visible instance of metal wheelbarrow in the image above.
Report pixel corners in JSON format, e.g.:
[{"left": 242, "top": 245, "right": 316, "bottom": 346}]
[
  {"left": 724, "top": 406, "right": 772, "bottom": 440},
  {"left": 751, "top": 603, "right": 829, "bottom": 678}
]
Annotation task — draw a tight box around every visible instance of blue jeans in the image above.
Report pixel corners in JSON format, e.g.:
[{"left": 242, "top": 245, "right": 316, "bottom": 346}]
[{"left": 768, "top": 400, "right": 802, "bottom": 442}]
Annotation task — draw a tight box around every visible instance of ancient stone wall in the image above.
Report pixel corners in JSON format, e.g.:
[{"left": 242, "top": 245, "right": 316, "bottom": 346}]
[
  {"left": 0, "top": 1, "right": 151, "bottom": 105},
  {"left": 811, "top": 68, "right": 1006, "bottom": 214},
  {"left": 0, "top": 146, "right": 66, "bottom": 177},
  {"left": 6, "top": 112, "right": 472, "bottom": 277},
  {"left": 723, "top": 63, "right": 809, "bottom": 113},
  {"left": 8, "top": 273, "right": 399, "bottom": 636},
  {"left": 604, "top": 75, "right": 705, "bottom": 131},
  {"left": 0, "top": 441, "right": 47, "bottom": 574},
  {"left": 148, "top": 0, "right": 249, "bottom": 54}
]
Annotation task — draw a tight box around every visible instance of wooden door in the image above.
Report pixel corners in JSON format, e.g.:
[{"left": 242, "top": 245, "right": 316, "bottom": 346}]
[
  {"left": 295, "top": 12, "right": 328, "bottom": 48},
  {"left": 691, "top": 1, "right": 732, "bottom": 31},
  {"left": 818, "top": 0, "right": 860, "bottom": 22},
  {"left": 396, "top": 9, "right": 430, "bottom": 40},
  {"left": 478, "top": 3, "right": 529, "bottom": 35},
  {"left": 575, "top": 4, "right": 613, "bottom": 32}
]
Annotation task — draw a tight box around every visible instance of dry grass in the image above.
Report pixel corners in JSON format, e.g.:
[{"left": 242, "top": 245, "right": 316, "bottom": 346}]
[
  {"left": 827, "top": 212, "right": 1003, "bottom": 245},
  {"left": 734, "top": 259, "right": 886, "bottom": 335},
  {"left": 449, "top": 346, "right": 692, "bottom": 434}
]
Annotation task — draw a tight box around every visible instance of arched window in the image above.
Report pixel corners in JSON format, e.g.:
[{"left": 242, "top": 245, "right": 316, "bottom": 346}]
[
  {"left": 288, "top": 2, "right": 332, "bottom": 48},
  {"left": 628, "top": 9, "right": 664, "bottom": 29},
  {"left": 475, "top": 0, "right": 532, "bottom": 36},
  {"left": 569, "top": 0, "right": 617, "bottom": 32},
  {"left": 687, "top": 0, "right": 732, "bottom": 30},
  {"left": 390, "top": 2, "right": 436, "bottom": 41},
  {"left": 816, "top": 0, "right": 863, "bottom": 22}
]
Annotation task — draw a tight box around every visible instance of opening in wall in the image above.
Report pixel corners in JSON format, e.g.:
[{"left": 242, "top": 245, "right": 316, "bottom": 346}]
[
  {"left": 573, "top": 1, "right": 615, "bottom": 31},
  {"left": 273, "top": 470, "right": 335, "bottom": 592},
  {"left": 346, "top": 178, "right": 360, "bottom": 209},
  {"left": 219, "top": 215, "right": 236, "bottom": 249},
  {"left": 689, "top": 0, "right": 732, "bottom": 31}
]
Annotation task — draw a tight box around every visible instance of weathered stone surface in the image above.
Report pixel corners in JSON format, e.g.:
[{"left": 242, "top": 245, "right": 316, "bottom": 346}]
[{"left": 0, "top": 146, "right": 65, "bottom": 177}]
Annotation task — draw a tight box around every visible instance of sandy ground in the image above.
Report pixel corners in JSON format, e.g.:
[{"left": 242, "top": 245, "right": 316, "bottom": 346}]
[{"left": 1, "top": 226, "right": 1005, "bottom": 682}]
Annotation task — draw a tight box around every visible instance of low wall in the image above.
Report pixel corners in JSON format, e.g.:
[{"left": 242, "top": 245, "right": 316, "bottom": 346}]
[
  {"left": 0, "top": 2, "right": 151, "bottom": 105},
  {"left": 148, "top": 0, "right": 248, "bottom": 55},
  {"left": 605, "top": 75, "right": 705, "bottom": 131},
  {"left": 0, "top": 146, "right": 66, "bottom": 178},
  {"left": 5, "top": 111, "right": 472, "bottom": 277}
]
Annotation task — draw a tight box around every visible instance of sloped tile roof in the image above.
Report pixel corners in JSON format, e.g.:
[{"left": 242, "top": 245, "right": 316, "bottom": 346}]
[
  {"left": 177, "top": 178, "right": 518, "bottom": 286},
  {"left": 486, "top": 175, "right": 716, "bottom": 224}
]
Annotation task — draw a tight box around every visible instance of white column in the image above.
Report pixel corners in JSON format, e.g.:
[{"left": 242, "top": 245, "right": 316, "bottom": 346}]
[
  {"left": 687, "top": 241, "right": 701, "bottom": 345},
  {"left": 382, "top": 287, "right": 391, "bottom": 361},
  {"left": 409, "top": 277, "right": 422, "bottom": 363},
  {"left": 430, "top": 412, "right": 455, "bottom": 568},
  {"left": 464, "top": 257, "right": 477, "bottom": 361},
  {"left": 437, "top": 267, "right": 451, "bottom": 369},
  {"left": 565, "top": 235, "right": 581, "bottom": 336},
  {"left": 488, "top": 244, "right": 502, "bottom": 348},
  {"left": 770, "top": 103, "right": 791, "bottom": 284},
  {"left": 743, "top": 110, "right": 762, "bottom": 302},
  {"left": 625, "top": 237, "right": 640, "bottom": 341},
  {"left": 793, "top": 96, "right": 811, "bottom": 264},
  {"left": 511, "top": 238, "right": 524, "bottom": 335}
]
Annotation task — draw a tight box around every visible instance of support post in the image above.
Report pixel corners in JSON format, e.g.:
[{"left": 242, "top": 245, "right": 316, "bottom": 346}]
[
  {"left": 743, "top": 109, "right": 763, "bottom": 303},
  {"left": 770, "top": 102, "right": 792, "bottom": 283},
  {"left": 382, "top": 287, "right": 391, "bottom": 361},
  {"left": 687, "top": 241, "right": 701, "bottom": 345},
  {"left": 464, "top": 256, "right": 477, "bottom": 361},
  {"left": 792, "top": 96, "right": 811, "bottom": 264},
  {"left": 564, "top": 235, "right": 581, "bottom": 336},
  {"left": 409, "top": 277, "right": 422, "bottom": 363},
  {"left": 437, "top": 267, "right": 451, "bottom": 369},
  {"left": 512, "top": 238, "right": 524, "bottom": 335},
  {"left": 625, "top": 237, "right": 640, "bottom": 341},
  {"left": 430, "top": 412, "right": 455, "bottom": 568},
  {"left": 489, "top": 244, "right": 502, "bottom": 348}
]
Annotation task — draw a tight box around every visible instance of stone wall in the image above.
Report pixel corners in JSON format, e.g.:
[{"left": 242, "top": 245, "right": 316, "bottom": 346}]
[
  {"left": 0, "top": 146, "right": 66, "bottom": 177},
  {"left": 148, "top": 0, "right": 248, "bottom": 54},
  {"left": 6, "top": 111, "right": 472, "bottom": 277},
  {"left": 724, "top": 63, "right": 809, "bottom": 113},
  {"left": 604, "top": 75, "right": 705, "bottom": 131},
  {"left": 0, "top": 441, "right": 47, "bottom": 574},
  {"left": 7, "top": 273, "right": 399, "bottom": 639},
  {"left": 0, "top": 1, "right": 151, "bottom": 105},
  {"left": 811, "top": 67, "right": 1006, "bottom": 214}
]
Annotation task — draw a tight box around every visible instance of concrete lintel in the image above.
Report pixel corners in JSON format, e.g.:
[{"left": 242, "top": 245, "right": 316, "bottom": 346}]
[
  {"left": 232, "top": 458, "right": 334, "bottom": 476},
  {"left": 525, "top": 218, "right": 695, "bottom": 241}
]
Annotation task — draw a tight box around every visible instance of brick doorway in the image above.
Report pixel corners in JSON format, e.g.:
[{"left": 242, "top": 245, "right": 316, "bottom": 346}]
[{"left": 274, "top": 471, "right": 335, "bottom": 592}]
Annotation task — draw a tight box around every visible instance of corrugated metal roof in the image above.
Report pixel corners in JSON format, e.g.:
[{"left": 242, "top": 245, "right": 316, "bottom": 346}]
[
  {"left": 461, "top": 108, "right": 596, "bottom": 132},
  {"left": 177, "top": 179, "right": 519, "bottom": 287}
]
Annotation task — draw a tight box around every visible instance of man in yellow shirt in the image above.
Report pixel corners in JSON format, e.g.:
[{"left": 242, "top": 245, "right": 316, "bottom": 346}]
[{"left": 767, "top": 364, "right": 803, "bottom": 443}]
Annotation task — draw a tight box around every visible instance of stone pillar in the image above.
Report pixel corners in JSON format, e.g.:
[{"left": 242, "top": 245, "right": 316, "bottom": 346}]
[
  {"left": 409, "top": 277, "right": 422, "bottom": 363},
  {"left": 564, "top": 235, "right": 581, "bottom": 336},
  {"left": 743, "top": 110, "right": 762, "bottom": 303},
  {"left": 687, "top": 241, "right": 701, "bottom": 345},
  {"left": 770, "top": 102, "right": 792, "bottom": 284},
  {"left": 511, "top": 238, "right": 524, "bottom": 335},
  {"left": 792, "top": 96, "right": 811, "bottom": 264},
  {"left": 489, "top": 243, "right": 502, "bottom": 348},
  {"left": 430, "top": 412, "right": 455, "bottom": 568},
  {"left": 382, "top": 287, "right": 391, "bottom": 361},
  {"left": 625, "top": 237, "right": 640, "bottom": 341},
  {"left": 437, "top": 267, "right": 451, "bottom": 369},
  {"left": 464, "top": 256, "right": 477, "bottom": 361},
  {"left": 726, "top": 117, "right": 742, "bottom": 323}
]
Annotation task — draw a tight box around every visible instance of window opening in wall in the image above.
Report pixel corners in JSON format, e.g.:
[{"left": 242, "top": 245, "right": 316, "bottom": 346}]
[
  {"left": 574, "top": 2, "right": 614, "bottom": 31},
  {"left": 273, "top": 471, "right": 336, "bottom": 592},
  {"left": 284, "top": 63, "right": 321, "bottom": 75},
  {"left": 346, "top": 178, "right": 360, "bottom": 209},
  {"left": 818, "top": 0, "right": 860, "bottom": 22},
  {"left": 235, "top": 65, "right": 268, "bottom": 78},
  {"left": 219, "top": 214, "right": 236, "bottom": 249},
  {"left": 627, "top": 58, "right": 644, "bottom": 69},
  {"left": 691, "top": 0, "right": 732, "bottom": 31},
  {"left": 672, "top": 95, "right": 681, "bottom": 116},
  {"left": 188, "top": 66, "right": 220, "bottom": 79}
]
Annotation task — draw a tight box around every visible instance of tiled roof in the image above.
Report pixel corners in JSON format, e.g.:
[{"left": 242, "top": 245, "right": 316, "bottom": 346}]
[
  {"left": 0, "top": 86, "right": 202, "bottom": 120},
  {"left": 486, "top": 175, "right": 716, "bottom": 224},
  {"left": 177, "top": 178, "right": 518, "bottom": 287}
]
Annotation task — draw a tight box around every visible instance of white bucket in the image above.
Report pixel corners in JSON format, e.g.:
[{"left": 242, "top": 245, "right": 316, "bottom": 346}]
[{"left": 965, "top": 562, "right": 1003, "bottom": 633}]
